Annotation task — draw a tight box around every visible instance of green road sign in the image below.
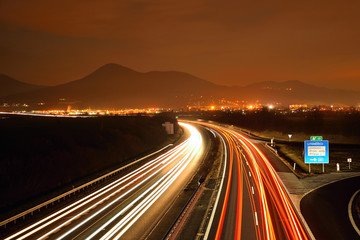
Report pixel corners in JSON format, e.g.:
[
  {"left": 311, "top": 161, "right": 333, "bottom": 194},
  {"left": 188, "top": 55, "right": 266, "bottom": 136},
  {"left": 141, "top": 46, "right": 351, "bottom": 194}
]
[{"left": 310, "top": 136, "right": 323, "bottom": 141}]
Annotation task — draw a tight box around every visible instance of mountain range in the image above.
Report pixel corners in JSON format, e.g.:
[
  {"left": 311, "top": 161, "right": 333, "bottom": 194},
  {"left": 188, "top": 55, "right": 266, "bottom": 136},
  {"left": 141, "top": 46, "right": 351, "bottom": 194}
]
[
  {"left": 0, "top": 63, "right": 359, "bottom": 109},
  {"left": 0, "top": 74, "right": 44, "bottom": 97}
]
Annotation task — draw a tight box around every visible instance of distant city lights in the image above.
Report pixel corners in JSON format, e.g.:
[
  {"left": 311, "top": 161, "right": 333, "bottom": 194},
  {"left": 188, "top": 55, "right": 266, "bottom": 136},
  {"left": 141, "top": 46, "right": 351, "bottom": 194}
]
[{"left": 1, "top": 99, "right": 359, "bottom": 116}]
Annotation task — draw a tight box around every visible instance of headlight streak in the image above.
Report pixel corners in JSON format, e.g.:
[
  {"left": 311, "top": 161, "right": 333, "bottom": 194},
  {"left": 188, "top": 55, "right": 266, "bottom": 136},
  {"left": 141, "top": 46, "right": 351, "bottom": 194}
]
[
  {"left": 5, "top": 123, "right": 202, "bottom": 240},
  {"left": 14, "top": 143, "right": 186, "bottom": 240},
  {"left": 214, "top": 131, "right": 234, "bottom": 240},
  {"left": 42, "top": 143, "right": 191, "bottom": 240},
  {"left": 96, "top": 122, "right": 202, "bottom": 240},
  {"left": 105, "top": 133, "right": 201, "bottom": 240},
  {"left": 203, "top": 131, "right": 227, "bottom": 240},
  {"left": 86, "top": 138, "right": 199, "bottom": 239}
]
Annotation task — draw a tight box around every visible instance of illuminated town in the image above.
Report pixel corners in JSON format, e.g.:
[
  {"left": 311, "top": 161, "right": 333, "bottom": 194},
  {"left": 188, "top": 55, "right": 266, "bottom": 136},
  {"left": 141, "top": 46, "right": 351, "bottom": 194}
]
[{"left": 1, "top": 100, "right": 359, "bottom": 117}]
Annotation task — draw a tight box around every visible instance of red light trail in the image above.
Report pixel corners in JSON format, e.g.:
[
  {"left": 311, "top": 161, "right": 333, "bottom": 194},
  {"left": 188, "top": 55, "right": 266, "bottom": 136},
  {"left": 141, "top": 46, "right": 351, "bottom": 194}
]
[{"left": 198, "top": 122, "right": 310, "bottom": 240}]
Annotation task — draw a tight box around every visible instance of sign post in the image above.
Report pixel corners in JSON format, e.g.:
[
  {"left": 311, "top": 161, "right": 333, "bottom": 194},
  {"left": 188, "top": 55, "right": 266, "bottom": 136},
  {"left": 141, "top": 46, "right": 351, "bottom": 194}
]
[
  {"left": 288, "top": 134, "right": 292, "bottom": 142},
  {"left": 348, "top": 158, "right": 352, "bottom": 169},
  {"left": 305, "top": 140, "right": 329, "bottom": 173}
]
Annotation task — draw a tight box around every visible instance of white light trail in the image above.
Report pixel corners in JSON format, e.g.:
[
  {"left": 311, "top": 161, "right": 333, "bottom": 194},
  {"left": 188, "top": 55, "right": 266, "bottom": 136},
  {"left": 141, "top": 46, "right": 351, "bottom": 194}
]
[{"left": 5, "top": 125, "right": 197, "bottom": 240}]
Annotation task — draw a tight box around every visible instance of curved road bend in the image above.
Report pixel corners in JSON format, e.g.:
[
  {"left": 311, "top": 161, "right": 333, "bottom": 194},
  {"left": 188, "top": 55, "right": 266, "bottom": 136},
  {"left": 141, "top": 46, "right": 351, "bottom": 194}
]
[
  {"left": 301, "top": 176, "right": 360, "bottom": 240},
  {"left": 3, "top": 122, "right": 205, "bottom": 240},
  {"left": 199, "top": 122, "right": 310, "bottom": 240}
]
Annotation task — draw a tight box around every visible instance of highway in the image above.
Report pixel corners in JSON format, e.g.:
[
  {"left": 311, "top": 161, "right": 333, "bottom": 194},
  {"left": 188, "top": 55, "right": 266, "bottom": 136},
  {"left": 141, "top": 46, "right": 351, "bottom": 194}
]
[
  {"left": 301, "top": 176, "right": 360, "bottom": 240},
  {"left": 198, "top": 122, "right": 310, "bottom": 240},
  {"left": 2, "top": 122, "right": 204, "bottom": 240}
]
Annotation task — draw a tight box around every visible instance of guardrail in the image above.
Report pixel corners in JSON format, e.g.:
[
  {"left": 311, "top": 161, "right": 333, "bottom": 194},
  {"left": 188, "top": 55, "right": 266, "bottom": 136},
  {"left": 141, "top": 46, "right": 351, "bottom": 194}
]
[
  {"left": 264, "top": 142, "right": 279, "bottom": 156},
  {"left": 163, "top": 181, "right": 203, "bottom": 240},
  {"left": 0, "top": 144, "right": 173, "bottom": 228}
]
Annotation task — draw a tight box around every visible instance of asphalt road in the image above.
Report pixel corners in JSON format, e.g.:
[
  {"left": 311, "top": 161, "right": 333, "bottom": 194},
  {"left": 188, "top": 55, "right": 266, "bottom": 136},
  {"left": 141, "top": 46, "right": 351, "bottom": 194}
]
[
  {"left": 200, "top": 123, "right": 310, "bottom": 240},
  {"left": 301, "top": 176, "right": 360, "bottom": 240},
  {"left": 2, "top": 122, "right": 205, "bottom": 240}
]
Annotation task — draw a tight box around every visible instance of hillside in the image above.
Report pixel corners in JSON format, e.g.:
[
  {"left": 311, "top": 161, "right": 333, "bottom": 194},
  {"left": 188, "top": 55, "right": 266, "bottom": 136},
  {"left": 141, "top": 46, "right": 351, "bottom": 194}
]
[
  {"left": 0, "top": 74, "right": 44, "bottom": 97},
  {"left": 0, "top": 115, "right": 178, "bottom": 213},
  {"left": 1, "top": 64, "right": 359, "bottom": 108},
  {"left": 0, "top": 63, "right": 221, "bottom": 108}
]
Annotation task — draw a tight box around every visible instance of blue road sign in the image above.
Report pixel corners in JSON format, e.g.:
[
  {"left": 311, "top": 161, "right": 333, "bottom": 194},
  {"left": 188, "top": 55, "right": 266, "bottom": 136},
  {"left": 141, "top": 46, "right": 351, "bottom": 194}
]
[{"left": 304, "top": 140, "right": 329, "bottom": 164}]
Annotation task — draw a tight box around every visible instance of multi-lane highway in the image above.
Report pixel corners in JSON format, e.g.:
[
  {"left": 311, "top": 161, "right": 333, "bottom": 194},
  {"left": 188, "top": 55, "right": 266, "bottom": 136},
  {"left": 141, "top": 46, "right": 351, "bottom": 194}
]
[
  {"left": 3, "top": 122, "right": 204, "bottom": 240},
  {"left": 198, "top": 122, "right": 310, "bottom": 240},
  {"left": 3, "top": 119, "right": 313, "bottom": 240}
]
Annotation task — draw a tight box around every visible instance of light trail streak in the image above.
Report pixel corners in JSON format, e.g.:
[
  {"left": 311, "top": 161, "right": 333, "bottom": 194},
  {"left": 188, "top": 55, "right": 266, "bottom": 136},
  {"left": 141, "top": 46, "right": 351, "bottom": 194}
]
[
  {"left": 42, "top": 146, "right": 191, "bottom": 240},
  {"left": 5, "top": 122, "right": 203, "bottom": 240},
  {"left": 231, "top": 130, "right": 276, "bottom": 240},
  {"left": 234, "top": 143, "right": 244, "bottom": 240},
  {"left": 102, "top": 130, "right": 201, "bottom": 240},
  {"left": 98, "top": 123, "right": 202, "bottom": 239},
  {"left": 7, "top": 142, "right": 188, "bottom": 240},
  {"left": 198, "top": 122, "right": 309, "bottom": 240},
  {"left": 214, "top": 131, "right": 234, "bottom": 240},
  {"left": 5, "top": 141, "right": 187, "bottom": 240},
  {"left": 203, "top": 133, "right": 227, "bottom": 240},
  {"left": 232, "top": 130, "right": 308, "bottom": 239}
]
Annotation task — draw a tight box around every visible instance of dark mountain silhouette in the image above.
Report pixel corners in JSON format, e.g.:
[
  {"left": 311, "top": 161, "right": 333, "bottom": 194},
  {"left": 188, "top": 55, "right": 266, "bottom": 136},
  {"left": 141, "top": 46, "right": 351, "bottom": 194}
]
[
  {"left": 0, "top": 64, "right": 359, "bottom": 108},
  {"left": 0, "top": 74, "right": 44, "bottom": 97},
  {"left": 0, "top": 63, "right": 220, "bottom": 108}
]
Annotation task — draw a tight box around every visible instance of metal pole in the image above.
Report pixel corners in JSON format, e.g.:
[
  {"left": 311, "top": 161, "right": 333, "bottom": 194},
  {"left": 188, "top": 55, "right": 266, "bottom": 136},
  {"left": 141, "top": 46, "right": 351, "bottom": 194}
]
[
  {"left": 323, "top": 163, "right": 324, "bottom": 173},
  {"left": 309, "top": 164, "right": 311, "bottom": 173}
]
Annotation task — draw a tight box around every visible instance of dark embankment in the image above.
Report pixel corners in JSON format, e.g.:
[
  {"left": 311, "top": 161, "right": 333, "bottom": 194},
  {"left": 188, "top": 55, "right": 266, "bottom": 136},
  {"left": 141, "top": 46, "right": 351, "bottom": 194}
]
[
  {"left": 0, "top": 115, "right": 178, "bottom": 214},
  {"left": 180, "top": 110, "right": 360, "bottom": 173},
  {"left": 181, "top": 109, "right": 360, "bottom": 144}
]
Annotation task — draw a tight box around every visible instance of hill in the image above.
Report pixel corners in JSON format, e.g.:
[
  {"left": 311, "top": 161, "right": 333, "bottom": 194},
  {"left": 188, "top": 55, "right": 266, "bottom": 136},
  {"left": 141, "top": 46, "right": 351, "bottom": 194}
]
[
  {"left": 1, "top": 64, "right": 359, "bottom": 108},
  {"left": 0, "top": 63, "right": 220, "bottom": 108},
  {"left": 0, "top": 74, "right": 44, "bottom": 97}
]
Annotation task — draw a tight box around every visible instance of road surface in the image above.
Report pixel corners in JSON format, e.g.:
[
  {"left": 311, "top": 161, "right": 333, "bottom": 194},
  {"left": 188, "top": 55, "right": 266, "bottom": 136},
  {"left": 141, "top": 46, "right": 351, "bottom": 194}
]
[
  {"left": 301, "top": 176, "right": 360, "bottom": 240},
  {"left": 199, "top": 122, "right": 310, "bottom": 240},
  {"left": 3, "top": 122, "right": 204, "bottom": 240}
]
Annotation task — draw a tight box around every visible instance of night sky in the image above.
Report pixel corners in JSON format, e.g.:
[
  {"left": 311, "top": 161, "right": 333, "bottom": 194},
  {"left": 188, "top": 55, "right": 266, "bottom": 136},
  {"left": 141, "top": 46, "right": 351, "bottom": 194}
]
[{"left": 1, "top": 0, "right": 360, "bottom": 91}]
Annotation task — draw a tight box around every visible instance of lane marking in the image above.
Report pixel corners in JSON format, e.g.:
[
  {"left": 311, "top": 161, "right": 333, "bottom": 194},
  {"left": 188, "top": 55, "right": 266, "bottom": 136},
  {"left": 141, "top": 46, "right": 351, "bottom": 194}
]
[
  {"left": 348, "top": 189, "right": 360, "bottom": 236},
  {"left": 215, "top": 134, "right": 234, "bottom": 240},
  {"left": 203, "top": 130, "right": 227, "bottom": 240},
  {"left": 254, "top": 212, "right": 259, "bottom": 226}
]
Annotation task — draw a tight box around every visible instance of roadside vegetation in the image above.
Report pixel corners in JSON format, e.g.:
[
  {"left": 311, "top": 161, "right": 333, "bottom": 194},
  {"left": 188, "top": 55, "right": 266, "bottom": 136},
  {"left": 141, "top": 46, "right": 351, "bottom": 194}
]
[
  {"left": 198, "top": 109, "right": 360, "bottom": 144},
  {"left": 182, "top": 109, "right": 360, "bottom": 175},
  {"left": 0, "top": 114, "right": 179, "bottom": 214},
  {"left": 275, "top": 142, "right": 360, "bottom": 175}
]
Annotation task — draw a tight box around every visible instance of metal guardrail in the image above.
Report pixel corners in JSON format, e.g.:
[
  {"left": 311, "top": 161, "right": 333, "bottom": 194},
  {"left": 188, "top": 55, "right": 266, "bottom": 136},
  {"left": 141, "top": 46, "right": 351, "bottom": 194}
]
[
  {"left": 0, "top": 144, "right": 173, "bottom": 228},
  {"left": 264, "top": 142, "right": 279, "bottom": 156},
  {"left": 163, "top": 182, "right": 202, "bottom": 240}
]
